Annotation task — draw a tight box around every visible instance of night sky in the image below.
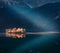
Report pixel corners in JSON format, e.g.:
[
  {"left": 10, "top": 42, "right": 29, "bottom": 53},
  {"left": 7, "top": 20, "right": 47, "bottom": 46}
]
[{"left": 0, "top": 0, "right": 60, "bottom": 53}]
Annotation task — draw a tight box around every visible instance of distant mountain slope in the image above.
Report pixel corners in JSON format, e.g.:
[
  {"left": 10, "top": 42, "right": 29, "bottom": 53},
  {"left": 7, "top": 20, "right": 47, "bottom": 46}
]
[{"left": 32, "top": 2, "right": 60, "bottom": 17}]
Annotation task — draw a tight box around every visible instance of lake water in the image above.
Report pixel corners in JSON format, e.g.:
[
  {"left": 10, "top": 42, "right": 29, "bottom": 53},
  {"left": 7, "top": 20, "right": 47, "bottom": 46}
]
[{"left": 0, "top": 34, "right": 60, "bottom": 53}]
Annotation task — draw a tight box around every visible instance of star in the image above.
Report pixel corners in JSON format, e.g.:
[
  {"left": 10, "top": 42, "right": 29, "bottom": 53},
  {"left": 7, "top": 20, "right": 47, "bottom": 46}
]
[
  {"left": 55, "top": 42, "right": 59, "bottom": 45},
  {"left": 29, "top": 50, "right": 32, "bottom": 53},
  {"left": 55, "top": 15, "right": 60, "bottom": 20}
]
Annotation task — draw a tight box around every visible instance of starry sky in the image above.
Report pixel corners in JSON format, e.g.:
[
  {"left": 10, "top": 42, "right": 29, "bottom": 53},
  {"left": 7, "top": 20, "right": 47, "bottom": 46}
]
[{"left": 0, "top": 0, "right": 60, "bottom": 53}]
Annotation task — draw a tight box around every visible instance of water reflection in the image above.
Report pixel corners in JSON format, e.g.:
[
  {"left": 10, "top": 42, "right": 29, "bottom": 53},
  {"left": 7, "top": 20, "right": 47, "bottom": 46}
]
[{"left": 6, "top": 33, "right": 25, "bottom": 38}]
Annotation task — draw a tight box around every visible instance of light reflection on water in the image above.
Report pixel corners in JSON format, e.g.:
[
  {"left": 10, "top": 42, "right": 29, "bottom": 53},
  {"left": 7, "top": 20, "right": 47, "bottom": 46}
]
[
  {"left": 6, "top": 33, "right": 25, "bottom": 38},
  {"left": 0, "top": 34, "right": 59, "bottom": 53}
]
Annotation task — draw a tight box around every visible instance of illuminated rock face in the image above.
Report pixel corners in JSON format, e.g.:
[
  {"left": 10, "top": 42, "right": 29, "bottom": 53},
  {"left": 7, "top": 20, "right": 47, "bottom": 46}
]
[{"left": 6, "top": 28, "right": 26, "bottom": 38}]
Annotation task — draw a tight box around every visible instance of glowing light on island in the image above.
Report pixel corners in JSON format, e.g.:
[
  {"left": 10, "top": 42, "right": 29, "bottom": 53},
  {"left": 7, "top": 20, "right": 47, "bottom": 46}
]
[{"left": 6, "top": 28, "right": 26, "bottom": 38}]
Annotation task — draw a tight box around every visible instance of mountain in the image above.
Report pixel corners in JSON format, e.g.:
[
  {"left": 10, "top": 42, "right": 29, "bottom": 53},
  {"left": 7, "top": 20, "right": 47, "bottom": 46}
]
[{"left": 32, "top": 2, "right": 60, "bottom": 17}]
